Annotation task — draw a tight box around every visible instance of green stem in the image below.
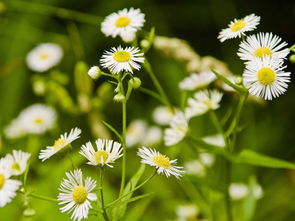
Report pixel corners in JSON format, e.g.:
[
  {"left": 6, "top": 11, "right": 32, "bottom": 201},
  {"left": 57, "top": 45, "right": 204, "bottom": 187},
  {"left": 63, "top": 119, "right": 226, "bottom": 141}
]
[
  {"left": 224, "top": 160, "right": 233, "bottom": 221},
  {"left": 7, "top": 1, "right": 102, "bottom": 25},
  {"left": 119, "top": 100, "right": 127, "bottom": 196},
  {"left": 28, "top": 193, "right": 58, "bottom": 203},
  {"left": 66, "top": 21, "right": 85, "bottom": 60},
  {"left": 106, "top": 170, "right": 156, "bottom": 209},
  {"left": 143, "top": 59, "right": 171, "bottom": 108},
  {"left": 99, "top": 167, "right": 110, "bottom": 221}
]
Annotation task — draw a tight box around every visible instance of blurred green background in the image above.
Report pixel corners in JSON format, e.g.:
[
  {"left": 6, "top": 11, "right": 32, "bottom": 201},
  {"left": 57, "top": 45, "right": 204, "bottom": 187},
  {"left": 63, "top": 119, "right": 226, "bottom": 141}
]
[{"left": 0, "top": 0, "right": 295, "bottom": 220}]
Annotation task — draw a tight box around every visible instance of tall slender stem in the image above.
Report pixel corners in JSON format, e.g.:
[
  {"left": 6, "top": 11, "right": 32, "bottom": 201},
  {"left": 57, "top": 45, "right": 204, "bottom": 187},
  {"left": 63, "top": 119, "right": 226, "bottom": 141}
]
[
  {"left": 143, "top": 59, "right": 172, "bottom": 108},
  {"left": 99, "top": 167, "right": 110, "bottom": 221},
  {"left": 119, "top": 100, "right": 127, "bottom": 196}
]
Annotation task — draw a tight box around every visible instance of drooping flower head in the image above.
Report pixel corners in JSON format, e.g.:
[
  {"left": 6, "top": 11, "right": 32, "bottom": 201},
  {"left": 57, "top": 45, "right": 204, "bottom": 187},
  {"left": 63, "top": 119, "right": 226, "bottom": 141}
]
[
  {"left": 79, "top": 139, "right": 122, "bottom": 167},
  {"left": 185, "top": 89, "right": 223, "bottom": 119},
  {"left": 39, "top": 127, "right": 81, "bottom": 162},
  {"left": 26, "top": 43, "right": 63, "bottom": 72},
  {"left": 137, "top": 147, "right": 185, "bottom": 178},
  {"left": 243, "top": 56, "right": 291, "bottom": 100},
  {"left": 164, "top": 112, "right": 188, "bottom": 146},
  {"left": 58, "top": 169, "right": 97, "bottom": 221},
  {"left": 218, "top": 14, "right": 260, "bottom": 42},
  {"left": 238, "top": 32, "right": 289, "bottom": 61},
  {"left": 100, "top": 46, "right": 144, "bottom": 74},
  {"left": 153, "top": 106, "right": 175, "bottom": 126},
  {"left": 101, "top": 8, "right": 145, "bottom": 42},
  {"left": 179, "top": 71, "right": 216, "bottom": 91}
]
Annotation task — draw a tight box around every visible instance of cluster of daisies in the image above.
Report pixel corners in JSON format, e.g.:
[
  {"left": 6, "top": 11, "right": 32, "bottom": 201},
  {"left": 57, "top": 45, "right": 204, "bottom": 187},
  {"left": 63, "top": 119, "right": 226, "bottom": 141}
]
[
  {"left": 218, "top": 14, "right": 291, "bottom": 100},
  {"left": 35, "top": 125, "right": 184, "bottom": 220},
  {"left": 0, "top": 150, "right": 31, "bottom": 207}
]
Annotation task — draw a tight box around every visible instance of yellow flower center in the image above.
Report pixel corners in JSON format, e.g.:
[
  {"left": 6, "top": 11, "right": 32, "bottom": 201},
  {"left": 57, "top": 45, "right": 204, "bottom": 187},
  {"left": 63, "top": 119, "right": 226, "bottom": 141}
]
[
  {"left": 153, "top": 155, "right": 171, "bottom": 169},
  {"left": 34, "top": 117, "right": 44, "bottom": 125},
  {"left": 230, "top": 20, "right": 246, "bottom": 32},
  {"left": 0, "top": 173, "right": 5, "bottom": 189},
  {"left": 40, "top": 53, "right": 49, "bottom": 59},
  {"left": 113, "top": 51, "right": 131, "bottom": 62},
  {"left": 253, "top": 47, "right": 273, "bottom": 58},
  {"left": 94, "top": 150, "right": 109, "bottom": 165},
  {"left": 257, "top": 67, "right": 276, "bottom": 85},
  {"left": 115, "top": 16, "right": 130, "bottom": 27},
  {"left": 11, "top": 162, "right": 21, "bottom": 172},
  {"left": 53, "top": 138, "right": 66, "bottom": 151},
  {"left": 72, "top": 185, "right": 88, "bottom": 204},
  {"left": 204, "top": 100, "right": 213, "bottom": 108}
]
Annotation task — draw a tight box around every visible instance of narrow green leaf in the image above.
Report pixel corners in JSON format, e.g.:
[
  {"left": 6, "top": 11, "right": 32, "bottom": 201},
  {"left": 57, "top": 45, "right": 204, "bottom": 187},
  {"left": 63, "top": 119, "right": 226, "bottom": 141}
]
[
  {"left": 236, "top": 150, "right": 295, "bottom": 169},
  {"left": 102, "top": 121, "right": 122, "bottom": 142},
  {"left": 123, "top": 198, "right": 152, "bottom": 221}
]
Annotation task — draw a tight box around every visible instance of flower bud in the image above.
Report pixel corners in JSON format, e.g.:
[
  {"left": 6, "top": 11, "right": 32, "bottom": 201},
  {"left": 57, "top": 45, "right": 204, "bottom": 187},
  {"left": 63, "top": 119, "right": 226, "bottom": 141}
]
[
  {"left": 129, "top": 77, "right": 141, "bottom": 89},
  {"left": 140, "top": 40, "right": 150, "bottom": 50},
  {"left": 88, "top": 66, "right": 101, "bottom": 79},
  {"left": 113, "top": 93, "right": 125, "bottom": 102},
  {"left": 23, "top": 208, "right": 36, "bottom": 217},
  {"left": 32, "top": 80, "right": 46, "bottom": 96},
  {"left": 235, "top": 76, "right": 243, "bottom": 85},
  {"left": 289, "top": 54, "right": 295, "bottom": 63}
]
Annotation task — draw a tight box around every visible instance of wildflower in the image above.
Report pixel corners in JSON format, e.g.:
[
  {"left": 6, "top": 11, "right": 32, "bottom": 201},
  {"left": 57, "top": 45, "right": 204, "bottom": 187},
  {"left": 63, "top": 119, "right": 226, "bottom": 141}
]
[
  {"left": 58, "top": 169, "right": 97, "bottom": 221},
  {"left": 87, "top": 66, "right": 101, "bottom": 79},
  {"left": 79, "top": 139, "right": 122, "bottom": 167},
  {"left": 126, "top": 120, "right": 148, "bottom": 147},
  {"left": 18, "top": 104, "right": 56, "bottom": 135},
  {"left": 164, "top": 112, "right": 188, "bottom": 146},
  {"left": 0, "top": 157, "right": 22, "bottom": 207},
  {"left": 179, "top": 71, "right": 216, "bottom": 91},
  {"left": 176, "top": 204, "right": 199, "bottom": 221},
  {"left": 185, "top": 89, "right": 223, "bottom": 119},
  {"left": 199, "top": 153, "right": 215, "bottom": 167},
  {"left": 243, "top": 56, "right": 290, "bottom": 100},
  {"left": 202, "top": 134, "right": 226, "bottom": 147},
  {"left": 100, "top": 46, "right": 144, "bottom": 74},
  {"left": 5, "top": 150, "right": 31, "bottom": 176},
  {"left": 141, "top": 126, "right": 162, "bottom": 146},
  {"left": 218, "top": 14, "right": 260, "bottom": 42},
  {"left": 39, "top": 127, "right": 81, "bottom": 162},
  {"left": 26, "top": 43, "right": 63, "bottom": 72},
  {"left": 101, "top": 8, "right": 145, "bottom": 42},
  {"left": 184, "top": 160, "right": 206, "bottom": 177},
  {"left": 4, "top": 119, "right": 27, "bottom": 139},
  {"left": 153, "top": 106, "right": 175, "bottom": 126},
  {"left": 238, "top": 32, "right": 289, "bottom": 61},
  {"left": 137, "top": 147, "right": 185, "bottom": 178},
  {"left": 229, "top": 183, "right": 264, "bottom": 200}
]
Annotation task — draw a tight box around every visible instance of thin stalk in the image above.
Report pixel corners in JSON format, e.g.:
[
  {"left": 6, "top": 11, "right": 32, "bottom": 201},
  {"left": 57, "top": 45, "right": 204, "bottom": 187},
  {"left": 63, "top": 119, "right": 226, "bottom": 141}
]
[
  {"left": 28, "top": 193, "right": 58, "bottom": 203},
  {"left": 119, "top": 100, "right": 127, "bottom": 196},
  {"left": 106, "top": 170, "right": 156, "bottom": 209},
  {"left": 99, "top": 167, "right": 110, "bottom": 221},
  {"left": 143, "top": 59, "right": 171, "bottom": 108}
]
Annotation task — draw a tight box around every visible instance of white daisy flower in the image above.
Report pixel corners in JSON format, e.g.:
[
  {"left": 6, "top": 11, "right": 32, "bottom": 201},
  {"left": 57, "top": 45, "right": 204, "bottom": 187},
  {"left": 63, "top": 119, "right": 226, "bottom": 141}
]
[
  {"left": 229, "top": 183, "right": 248, "bottom": 200},
  {"left": 179, "top": 71, "right": 216, "bottom": 91},
  {"left": 229, "top": 183, "right": 263, "bottom": 200},
  {"left": 137, "top": 147, "right": 185, "bottom": 178},
  {"left": 126, "top": 120, "right": 148, "bottom": 147},
  {"left": 243, "top": 56, "right": 291, "bottom": 100},
  {"left": 58, "top": 169, "right": 97, "bottom": 221},
  {"left": 0, "top": 157, "right": 22, "bottom": 207},
  {"left": 4, "top": 119, "right": 27, "bottom": 139},
  {"left": 101, "top": 8, "right": 145, "bottom": 42},
  {"left": 152, "top": 106, "right": 175, "bottom": 126},
  {"left": 39, "top": 127, "right": 81, "bottom": 162},
  {"left": 176, "top": 204, "right": 199, "bottom": 221},
  {"left": 100, "top": 46, "right": 144, "bottom": 74},
  {"left": 18, "top": 104, "right": 56, "bottom": 135},
  {"left": 218, "top": 14, "right": 260, "bottom": 42},
  {"left": 5, "top": 150, "right": 31, "bottom": 176},
  {"left": 26, "top": 43, "right": 63, "bottom": 72},
  {"left": 184, "top": 160, "right": 206, "bottom": 177},
  {"left": 238, "top": 32, "right": 289, "bottom": 61},
  {"left": 141, "top": 126, "right": 162, "bottom": 146},
  {"left": 164, "top": 112, "right": 188, "bottom": 146},
  {"left": 79, "top": 139, "right": 122, "bottom": 167},
  {"left": 185, "top": 89, "right": 223, "bottom": 119},
  {"left": 199, "top": 153, "right": 215, "bottom": 167},
  {"left": 202, "top": 134, "right": 226, "bottom": 148}
]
